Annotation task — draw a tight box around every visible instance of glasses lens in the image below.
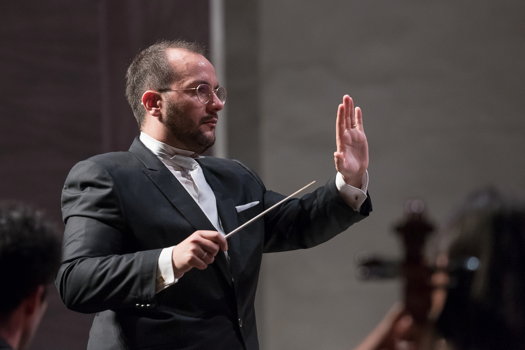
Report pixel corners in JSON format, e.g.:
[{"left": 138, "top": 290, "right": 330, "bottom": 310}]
[
  {"left": 196, "top": 85, "right": 212, "bottom": 104},
  {"left": 195, "top": 84, "right": 227, "bottom": 104},
  {"left": 215, "top": 86, "right": 227, "bottom": 103}
]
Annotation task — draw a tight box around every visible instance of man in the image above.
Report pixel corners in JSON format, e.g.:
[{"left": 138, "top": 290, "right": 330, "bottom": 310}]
[
  {"left": 56, "top": 40, "right": 372, "bottom": 350},
  {"left": 0, "top": 202, "right": 61, "bottom": 350}
]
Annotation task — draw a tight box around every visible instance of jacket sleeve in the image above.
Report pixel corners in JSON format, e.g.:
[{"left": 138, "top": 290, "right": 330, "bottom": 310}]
[
  {"left": 232, "top": 160, "right": 372, "bottom": 252},
  {"left": 262, "top": 177, "right": 372, "bottom": 252},
  {"left": 55, "top": 159, "right": 161, "bottom": 313}
]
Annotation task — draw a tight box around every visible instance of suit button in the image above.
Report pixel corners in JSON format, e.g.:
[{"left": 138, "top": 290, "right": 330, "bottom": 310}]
[{"left": 238, "top": 318, "right": 243, "bottom": 328}]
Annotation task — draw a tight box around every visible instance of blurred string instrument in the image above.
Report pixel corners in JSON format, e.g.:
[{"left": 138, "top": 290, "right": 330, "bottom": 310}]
[{"left": 356, "top": 199, "right": 436, "bottom": 348}]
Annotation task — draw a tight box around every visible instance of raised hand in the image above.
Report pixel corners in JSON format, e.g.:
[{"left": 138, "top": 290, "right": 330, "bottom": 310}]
[{"left": 334, "top": 95, "right": 369, "bottom": 188}]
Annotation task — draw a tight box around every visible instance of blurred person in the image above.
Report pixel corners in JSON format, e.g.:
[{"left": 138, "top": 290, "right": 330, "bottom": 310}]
[
  {"left": 354, "top": 188, "right": 525, "bottom": 350},
  {"left": 0, "top": 202, "right": 61, "bottom": 350},
  {"left": 56, "top": 40, "right": 372, "bottom": 350}
]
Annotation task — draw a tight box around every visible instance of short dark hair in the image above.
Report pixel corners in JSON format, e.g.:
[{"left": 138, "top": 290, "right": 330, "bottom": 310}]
[
  {"left": 0, "top": 202, "right": 61, "bottom": 319},
  {"left": 125, "top": 40, "right": 206, "bottom": 127}
]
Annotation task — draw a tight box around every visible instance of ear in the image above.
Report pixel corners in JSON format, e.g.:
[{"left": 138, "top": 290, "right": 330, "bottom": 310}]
[{"left": 141, "top": 90, "right": 163, "bottom": 117}]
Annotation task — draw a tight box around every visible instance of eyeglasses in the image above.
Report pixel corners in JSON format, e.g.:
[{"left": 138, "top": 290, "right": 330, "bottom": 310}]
[{"left": 157, "top": 84, "right": 227, "bottom": 105}]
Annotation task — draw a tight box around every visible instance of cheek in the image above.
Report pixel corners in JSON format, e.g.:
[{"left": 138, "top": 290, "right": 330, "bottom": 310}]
[{"left": 178, "top": 101, "right": 204, "bottom": 119}]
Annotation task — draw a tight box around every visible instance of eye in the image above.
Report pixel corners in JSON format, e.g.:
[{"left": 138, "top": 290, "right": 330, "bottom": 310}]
[{"left": 196, "top": 84, "right": 212, "bottom": 98}]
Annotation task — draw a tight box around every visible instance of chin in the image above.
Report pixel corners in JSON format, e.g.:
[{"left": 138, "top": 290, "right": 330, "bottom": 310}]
[{"left": 196, "top": 137, "right": 215, "bottom": 154}]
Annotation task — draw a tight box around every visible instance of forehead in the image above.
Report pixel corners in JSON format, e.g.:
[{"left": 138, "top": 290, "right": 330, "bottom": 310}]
[{"left": 165, "top": 48, "right": 217, "bottom": 85}]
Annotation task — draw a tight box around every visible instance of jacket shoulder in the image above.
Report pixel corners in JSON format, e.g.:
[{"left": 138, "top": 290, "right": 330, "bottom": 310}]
[{"left": 86, "top": 151, "right": 136, "bottom": 166}]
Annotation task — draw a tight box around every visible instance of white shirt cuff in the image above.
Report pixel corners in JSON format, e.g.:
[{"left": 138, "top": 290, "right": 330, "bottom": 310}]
[
  {"left": 335, "top": 171, "right": 369, "bottom": 211},
  {"left": 156, "top": 246, "right": 179, "bottom": 292}
]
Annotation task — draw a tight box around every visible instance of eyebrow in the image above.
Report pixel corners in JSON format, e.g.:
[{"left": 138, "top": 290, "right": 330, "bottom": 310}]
[{"left": 187, "top": 80, "right": 220, "bottom": 89}]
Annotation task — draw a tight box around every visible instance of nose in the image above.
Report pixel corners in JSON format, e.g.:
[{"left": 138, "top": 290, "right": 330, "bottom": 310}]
[{"left": 208, "top": 92, "right": 225, "bottom": 111}]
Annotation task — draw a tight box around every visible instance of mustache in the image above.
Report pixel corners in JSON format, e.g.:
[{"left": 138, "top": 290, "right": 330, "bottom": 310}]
[{"left": 200, "top": 115, "right": 218, "bottom": 123}]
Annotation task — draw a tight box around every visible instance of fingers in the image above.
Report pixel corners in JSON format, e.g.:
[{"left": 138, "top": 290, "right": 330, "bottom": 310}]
[
  {"left": 343, "top": 95, "right": 355, "bottom": 129},
  {"left": 336, "top": 95, "right": 363, "bottom": 153},
  {"left": 336, "top": 97, "right": 352, "bottom": 152},
  {"left": 199, "top": 230, "right": 228, "bottom": 252},
  {"left": 199, "top": 250, "right": 215, "bottom": 266},
  {"left": 355, "top": 106, "right": 364, "bottom": 131},
  {"left": 172, "top": 230, "right": 228, "bottom": 274},
  {"left": 336, "top": 95, "right": 359, "bottom": 131},
  {"left": 336, "top": 103, "right": 344, "bottom": 153},
  {"left": 333, "top": 151, "right": 344, "bottom": 172}
]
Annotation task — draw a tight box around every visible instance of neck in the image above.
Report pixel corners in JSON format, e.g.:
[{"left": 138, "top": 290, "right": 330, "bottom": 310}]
[
  {"left": 0, "top": 320, "right": 22, "bottom": 349},
  {"left": 139, "top": 132, "right": 200, "bottom": 159},
  {"left": 140, "top": 125, "right": 197, "bottom": 153},
  {"left": 0, "top": 287, "right": 47, "bottom": 350}
]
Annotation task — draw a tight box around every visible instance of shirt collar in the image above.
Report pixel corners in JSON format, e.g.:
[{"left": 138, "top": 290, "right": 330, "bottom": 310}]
[{"left": 139, "top": 132, "right": 199, "bottom": 160}]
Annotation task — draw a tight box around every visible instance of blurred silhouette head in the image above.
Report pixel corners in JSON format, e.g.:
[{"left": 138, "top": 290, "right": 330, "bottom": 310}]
[{"left": 0, "top": 202, "right": 61, "bottom": 350}]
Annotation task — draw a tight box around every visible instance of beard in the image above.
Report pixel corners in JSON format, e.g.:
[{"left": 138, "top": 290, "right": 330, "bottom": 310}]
[{"left": 163, "top": 99, "right": 216, "bottom": 154}]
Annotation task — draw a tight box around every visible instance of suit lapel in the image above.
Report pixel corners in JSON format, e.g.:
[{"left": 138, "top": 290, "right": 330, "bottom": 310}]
[
  {"left": 198, "top": 158, "right": 243, "bottom": 279},
  {"left": 129, "top": 138, "right": 235, "bottom": 285},
  {"left": 129, "top": 138, "right": 216, "bottom": 233}
]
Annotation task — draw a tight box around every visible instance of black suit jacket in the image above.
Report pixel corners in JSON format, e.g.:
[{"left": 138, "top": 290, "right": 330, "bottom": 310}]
[{"left": 56, "top": 138, "right": 371, "bottom": 350}]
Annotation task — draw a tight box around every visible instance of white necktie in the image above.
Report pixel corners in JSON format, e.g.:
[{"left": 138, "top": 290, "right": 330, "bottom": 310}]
[{"left": 166, "top": 155, "right": 224, "bottom": 234}]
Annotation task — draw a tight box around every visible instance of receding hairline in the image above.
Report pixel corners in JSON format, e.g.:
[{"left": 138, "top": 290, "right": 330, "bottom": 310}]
[
  {"left": 163, "top": 47, "right": 216, "bottom": 83},
  {"left": 165, "top": 46, "right": 205, "bottom": 57},
  {"left": 163, "top": 47, "right": 211, "bottom": 69}
]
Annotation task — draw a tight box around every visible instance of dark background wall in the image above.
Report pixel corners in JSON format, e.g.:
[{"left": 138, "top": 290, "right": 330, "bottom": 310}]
[{"left": 0, "top": 1, "right": 209, "bottom": 349}]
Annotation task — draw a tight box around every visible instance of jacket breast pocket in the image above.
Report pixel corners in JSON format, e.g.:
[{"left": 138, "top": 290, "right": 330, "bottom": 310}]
[{"left": 235, "top": 201, "right": 261, "bottom": 224}]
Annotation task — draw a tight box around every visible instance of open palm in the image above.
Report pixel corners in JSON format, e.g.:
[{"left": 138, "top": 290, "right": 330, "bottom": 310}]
[{"left": 334, "top": 95, "right": 369, "bottom": 188}]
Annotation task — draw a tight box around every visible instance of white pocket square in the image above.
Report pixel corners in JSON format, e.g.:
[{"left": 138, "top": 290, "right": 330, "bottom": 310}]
[{"left": 235, "top": 201, "right": 260, "bottom": 213}]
